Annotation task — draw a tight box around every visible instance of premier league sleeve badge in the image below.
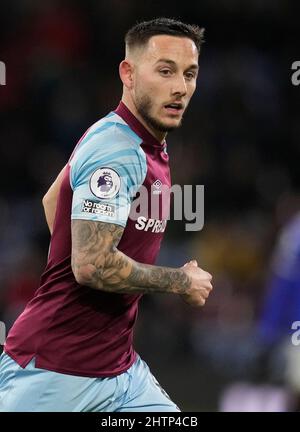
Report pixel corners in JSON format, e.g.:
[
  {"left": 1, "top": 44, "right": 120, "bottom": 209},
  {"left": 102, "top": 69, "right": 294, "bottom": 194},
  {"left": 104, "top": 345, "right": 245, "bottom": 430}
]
[{"left": 89, "top": 167, "right": 121, "bottom": 200}]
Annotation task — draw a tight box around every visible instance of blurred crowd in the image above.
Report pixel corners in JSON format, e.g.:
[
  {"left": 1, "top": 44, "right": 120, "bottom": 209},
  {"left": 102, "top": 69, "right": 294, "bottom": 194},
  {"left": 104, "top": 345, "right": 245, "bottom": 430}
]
[{"left": 0, "top": 0, "right": 300, "bottom": 411}]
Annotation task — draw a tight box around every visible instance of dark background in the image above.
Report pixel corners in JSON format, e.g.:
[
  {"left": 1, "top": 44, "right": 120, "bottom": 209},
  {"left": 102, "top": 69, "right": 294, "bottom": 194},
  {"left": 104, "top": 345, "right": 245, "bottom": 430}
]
[{"left": 1, "top": 0, "right": 300, "bottom": 411}]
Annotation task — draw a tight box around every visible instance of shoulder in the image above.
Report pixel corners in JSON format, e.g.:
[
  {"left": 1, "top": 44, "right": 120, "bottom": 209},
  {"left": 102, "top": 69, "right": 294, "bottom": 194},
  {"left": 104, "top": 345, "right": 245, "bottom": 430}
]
[
  {"left": 71, "top": 113, "right": 145, "bottom": 167},
  {"left": 70, "top": 112, "right": 147, "bottom": 188}
]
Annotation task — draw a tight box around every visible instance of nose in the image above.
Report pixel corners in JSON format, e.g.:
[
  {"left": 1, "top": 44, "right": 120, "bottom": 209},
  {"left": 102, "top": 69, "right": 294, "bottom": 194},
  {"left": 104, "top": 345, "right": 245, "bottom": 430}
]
[{"left": 171, "top": 74, "right": 187, "bottom": 97}]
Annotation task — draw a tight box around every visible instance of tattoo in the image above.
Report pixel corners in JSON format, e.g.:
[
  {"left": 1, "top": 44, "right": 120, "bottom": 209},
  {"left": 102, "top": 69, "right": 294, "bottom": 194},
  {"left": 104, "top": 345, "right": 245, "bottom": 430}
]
[{"left": 71, "top": 220, "right": 191, "bottom": 294}]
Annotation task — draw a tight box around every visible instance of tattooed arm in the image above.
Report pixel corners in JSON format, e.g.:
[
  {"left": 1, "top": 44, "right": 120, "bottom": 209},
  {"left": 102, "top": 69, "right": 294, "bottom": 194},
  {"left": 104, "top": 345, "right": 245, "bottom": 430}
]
[{"left": 71, "top": 219, "right": 213, "bottom": 301}]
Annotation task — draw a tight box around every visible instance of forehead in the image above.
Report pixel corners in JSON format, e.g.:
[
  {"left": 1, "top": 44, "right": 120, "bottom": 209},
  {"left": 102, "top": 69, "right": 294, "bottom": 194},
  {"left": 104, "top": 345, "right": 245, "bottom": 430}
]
[{"left": 143, "top": 35, "right": 199, "bottom": 65}]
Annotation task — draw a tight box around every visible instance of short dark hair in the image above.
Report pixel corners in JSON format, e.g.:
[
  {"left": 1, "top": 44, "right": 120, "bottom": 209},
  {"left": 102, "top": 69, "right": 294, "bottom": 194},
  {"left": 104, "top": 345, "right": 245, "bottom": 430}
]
[{"left": 125, "top": 17, "right": 205, "bottom": 54}]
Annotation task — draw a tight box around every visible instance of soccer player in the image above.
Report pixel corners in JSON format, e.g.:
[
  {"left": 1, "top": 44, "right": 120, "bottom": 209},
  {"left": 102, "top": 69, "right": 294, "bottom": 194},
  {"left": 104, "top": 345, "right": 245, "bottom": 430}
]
[{"left": 0, "top": 18, "right": 213, "bottom": 412}]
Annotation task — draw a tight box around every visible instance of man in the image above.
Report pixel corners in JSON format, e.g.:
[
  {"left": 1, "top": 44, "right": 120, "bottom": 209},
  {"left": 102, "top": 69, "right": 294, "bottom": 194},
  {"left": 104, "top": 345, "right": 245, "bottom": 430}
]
[{"left": 0, "top": 17, "right": 212, "bottom": 412}]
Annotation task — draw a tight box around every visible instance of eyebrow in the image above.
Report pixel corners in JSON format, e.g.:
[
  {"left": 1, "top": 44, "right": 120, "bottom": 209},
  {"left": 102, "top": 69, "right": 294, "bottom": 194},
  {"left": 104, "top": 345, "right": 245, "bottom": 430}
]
[{"left": 155, "top": 58, "right": 199, "bottom": 70}]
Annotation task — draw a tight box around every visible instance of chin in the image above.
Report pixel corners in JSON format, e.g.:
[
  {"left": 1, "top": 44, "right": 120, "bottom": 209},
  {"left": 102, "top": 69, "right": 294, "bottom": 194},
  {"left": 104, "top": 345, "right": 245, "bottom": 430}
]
[
  {"left": 158, "top": 115, "right": 181, "bottom": 126},
  {"left": 143, "top": 111, "right": 182, "bottom": 133},
  {"left": 155, "top": 122, "right": 179, "bottom": 133},
  {"left": 164, "top": 120, "right": 182, "bottom": 130}
]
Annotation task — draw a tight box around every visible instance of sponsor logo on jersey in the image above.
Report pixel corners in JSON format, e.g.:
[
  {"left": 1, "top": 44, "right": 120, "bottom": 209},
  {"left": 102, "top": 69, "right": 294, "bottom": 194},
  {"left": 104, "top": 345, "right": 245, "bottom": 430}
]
[
  {"left": 135, "top": 216, "right": 167, "bottom": 233},
  {"left": 82, "top": 199, "right": 116, "bottom": 217},
  {"left": 152, "top": 179, "right": 162, "bottom": 195},
  {"left": 90, "top": 167, "right": 121, "bottom": 199}
]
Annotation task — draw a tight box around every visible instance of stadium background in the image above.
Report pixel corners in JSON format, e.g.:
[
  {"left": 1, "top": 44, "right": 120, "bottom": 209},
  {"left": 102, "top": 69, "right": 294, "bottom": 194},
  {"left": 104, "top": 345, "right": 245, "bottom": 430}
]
[{"left": 0, "top": 0, "right": 300, "bottom": 411}]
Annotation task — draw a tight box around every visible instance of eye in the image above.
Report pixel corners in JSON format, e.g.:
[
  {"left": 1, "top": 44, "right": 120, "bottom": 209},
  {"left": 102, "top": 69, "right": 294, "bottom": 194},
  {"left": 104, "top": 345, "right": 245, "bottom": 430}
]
[
  {"left": 160, "top": 69, "right": 172, "bottom": 76},
  {"left": 185, "top": 72, "right": 196, "bottom": 80}
]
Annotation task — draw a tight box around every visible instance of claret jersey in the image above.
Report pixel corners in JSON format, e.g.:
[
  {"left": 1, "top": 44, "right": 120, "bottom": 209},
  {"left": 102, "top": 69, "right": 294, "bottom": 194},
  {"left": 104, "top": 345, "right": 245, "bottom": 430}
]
[{"left": 4, "top": 102, "right": 171, "bottom": 378}]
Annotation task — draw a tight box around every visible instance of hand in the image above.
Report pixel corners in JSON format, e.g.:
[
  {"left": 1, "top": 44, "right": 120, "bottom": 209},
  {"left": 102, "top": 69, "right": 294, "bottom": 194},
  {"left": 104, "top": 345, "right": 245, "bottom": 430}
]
[{"left": 180, "top": 260, "right": 213, "bottom": 307}]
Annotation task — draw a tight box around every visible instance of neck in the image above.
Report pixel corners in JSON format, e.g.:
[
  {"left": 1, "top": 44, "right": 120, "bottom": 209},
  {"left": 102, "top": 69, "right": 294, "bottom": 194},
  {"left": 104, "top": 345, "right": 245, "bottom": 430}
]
[{"left": 121, "top": 93, "right": 167, "bottom": 143}]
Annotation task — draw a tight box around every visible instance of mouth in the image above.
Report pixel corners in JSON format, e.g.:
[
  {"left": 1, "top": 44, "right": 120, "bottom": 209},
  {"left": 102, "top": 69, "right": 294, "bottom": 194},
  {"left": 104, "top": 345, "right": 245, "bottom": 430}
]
[{"left": 163, "top": 102, "right": 184, "bottom": 116}]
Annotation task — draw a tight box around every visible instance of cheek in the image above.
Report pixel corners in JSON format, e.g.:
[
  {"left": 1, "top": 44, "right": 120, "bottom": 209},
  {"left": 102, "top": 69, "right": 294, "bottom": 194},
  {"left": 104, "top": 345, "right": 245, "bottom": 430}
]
[
  {"left": 188, "top": 82, "right": 197, "bottom": 97},
  {"left": 135, "top": 76, "right": 155, "bottom": 99},
  {"left": 138, "top": 71, "right": 164, "bottom": 93},
  {"left": 184, "top": 87, "right": 195, "bottom": 106}
]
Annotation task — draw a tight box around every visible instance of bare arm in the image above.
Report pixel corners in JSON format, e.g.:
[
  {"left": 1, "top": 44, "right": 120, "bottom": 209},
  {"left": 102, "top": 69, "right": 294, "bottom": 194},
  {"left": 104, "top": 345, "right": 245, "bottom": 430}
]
[
  {"left": 42, "top": 165, "right": 67, "bottom": 234},
  {"left": 71, "top": 219, "right": 213, "bottom": 300}
]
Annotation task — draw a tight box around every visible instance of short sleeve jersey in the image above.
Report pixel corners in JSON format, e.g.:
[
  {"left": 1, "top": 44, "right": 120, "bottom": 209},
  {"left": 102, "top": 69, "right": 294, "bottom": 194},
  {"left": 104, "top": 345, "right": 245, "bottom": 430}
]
[{"left": 4, "top": 102, "right": 171, "bottom": 377}]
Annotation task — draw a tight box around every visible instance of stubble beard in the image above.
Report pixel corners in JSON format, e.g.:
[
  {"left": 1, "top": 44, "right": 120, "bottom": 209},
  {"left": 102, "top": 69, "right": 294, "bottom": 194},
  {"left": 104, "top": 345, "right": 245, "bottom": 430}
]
[{"left": 136, "top": 93, "right": 183, "bottom": 133}]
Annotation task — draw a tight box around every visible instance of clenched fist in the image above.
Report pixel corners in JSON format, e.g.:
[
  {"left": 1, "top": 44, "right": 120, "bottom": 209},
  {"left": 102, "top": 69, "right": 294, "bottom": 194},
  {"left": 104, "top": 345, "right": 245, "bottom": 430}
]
[{"left": 180, "top": 260, "right": 213, "bottom": 307}]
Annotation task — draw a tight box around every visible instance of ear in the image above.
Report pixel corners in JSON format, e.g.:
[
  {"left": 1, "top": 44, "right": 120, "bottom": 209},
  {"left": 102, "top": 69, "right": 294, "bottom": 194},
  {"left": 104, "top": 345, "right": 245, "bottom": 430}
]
[{"left": 119, "top": 60, "right": 134, "bottom": 89}]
